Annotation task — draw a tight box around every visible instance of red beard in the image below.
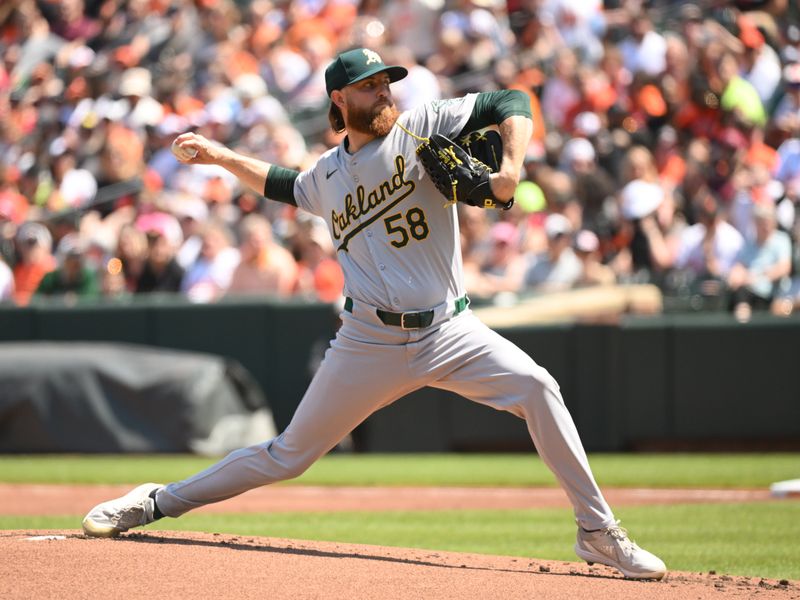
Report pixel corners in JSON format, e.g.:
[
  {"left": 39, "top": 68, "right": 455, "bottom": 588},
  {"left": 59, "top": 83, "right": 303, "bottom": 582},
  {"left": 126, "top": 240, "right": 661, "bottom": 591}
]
[{"left": 346, "top": 100, "right": 400, "bottom": 137}]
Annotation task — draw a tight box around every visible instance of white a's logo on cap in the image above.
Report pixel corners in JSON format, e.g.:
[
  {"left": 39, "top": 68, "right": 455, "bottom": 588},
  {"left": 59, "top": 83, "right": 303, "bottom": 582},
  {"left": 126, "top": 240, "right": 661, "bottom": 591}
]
[{"left": 362, "top": 49, "right": 382, "bottom": 65}]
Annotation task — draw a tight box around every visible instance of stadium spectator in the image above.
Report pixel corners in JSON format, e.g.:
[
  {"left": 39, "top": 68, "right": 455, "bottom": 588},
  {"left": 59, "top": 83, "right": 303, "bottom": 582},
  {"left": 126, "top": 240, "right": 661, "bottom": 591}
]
[
  {"left": 114, "top": 223, "right": 148, "bottom": 293},
  {"left": 771, "top": 63, "right": 800, "bottom": 143},
  {"left": 674, "top": 192, "right": 745, "bottom": 307},
  {"left": 1, "top": 0, "right": 800, "bottom": 320},
  {"left": 474, "top": 220, "right": 527, "bottom": 297},
  {"left": 12, "top": 222, "right": 56, "bottom": 306},
  {"left": 134, "top": 212, "right": 184, "bottom": 294},
  {"left": 558, "top": 136, "right": 616, "bottom": 234},
  {"left": 181, "top": 220, "right": 240, "bottom": 303},
  {"left": 573, "top": 229, "right": 616, "bottom": 287},
  {"left": 381, "top": 0, "right": 441, "bottom": 62},
  {"left": 613, "top": 179, "right": 676, "bottom": 284},
  {"left": 540, "top": 47, "right": 581, "bottom": 130},
  {"left": 34, "top": 232, "right": 99, "bottom": 300},
  {"left": 172, "top": 196, "right": 209, "bottom": 270},
  {"left": 459, "top": 204, "right": 493, "bottom": 296},
  {"left": 228, "top": 213, "right": 297, "bottom": 298},
  {"left": 292, "top": 215, "right": 344, "bottom": 303},
  {"left": 0, "top": 164, "right": 29, "bottom": 227},
  {"left": 737, "top": 14, "right": 783, "bottom": 106},
  {"left": 523, "top": 213, "right": 582, "bottom": 292},
  {"left": 41, "top": 142, "right": 98, "bottom": 212},
  {"left": 727, "top": 202, "right": 792, "bottom": 320},
  {"left": 617, "top": 7, "right": 667, "bottom": 77}
]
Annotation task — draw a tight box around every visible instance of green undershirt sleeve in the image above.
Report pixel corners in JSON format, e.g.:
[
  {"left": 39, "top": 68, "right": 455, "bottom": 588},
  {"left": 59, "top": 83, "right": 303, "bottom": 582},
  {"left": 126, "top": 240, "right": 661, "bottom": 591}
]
[
  {"left": 264, "top": 165, "right": 299, "bottom": 206},
  {"left": 460, "top": 89, "right": 532, "bottom": 135}
]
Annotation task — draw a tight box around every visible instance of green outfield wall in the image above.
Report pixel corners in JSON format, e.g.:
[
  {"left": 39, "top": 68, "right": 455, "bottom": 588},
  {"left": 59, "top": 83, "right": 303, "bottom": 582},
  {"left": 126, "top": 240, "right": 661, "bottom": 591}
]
[{"left": 1, "top": 299, "right": 798, "bottom": 452}]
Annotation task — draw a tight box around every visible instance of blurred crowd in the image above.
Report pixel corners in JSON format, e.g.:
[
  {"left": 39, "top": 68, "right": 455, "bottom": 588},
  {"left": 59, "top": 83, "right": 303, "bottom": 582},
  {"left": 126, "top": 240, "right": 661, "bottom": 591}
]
[{"left": 1, "top": 0, "right": 800, "bottom": 319}]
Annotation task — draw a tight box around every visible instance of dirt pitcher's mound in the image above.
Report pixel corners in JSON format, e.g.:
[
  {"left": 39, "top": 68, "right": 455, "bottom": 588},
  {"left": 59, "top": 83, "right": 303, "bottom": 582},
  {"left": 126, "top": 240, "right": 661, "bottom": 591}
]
[{"left": 1, "top": 530, "right": 795, "bottom": 599}]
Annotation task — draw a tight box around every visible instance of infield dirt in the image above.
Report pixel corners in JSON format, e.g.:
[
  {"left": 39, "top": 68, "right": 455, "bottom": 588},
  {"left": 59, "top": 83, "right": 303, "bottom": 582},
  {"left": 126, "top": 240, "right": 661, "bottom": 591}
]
[{"left": 2, "top": 530, "right": 797, "bottom": 599}]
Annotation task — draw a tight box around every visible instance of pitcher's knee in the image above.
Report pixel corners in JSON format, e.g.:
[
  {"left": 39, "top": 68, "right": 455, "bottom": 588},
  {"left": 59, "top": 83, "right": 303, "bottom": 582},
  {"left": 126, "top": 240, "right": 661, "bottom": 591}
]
[
  {"left": 275, "top": 456, "right": 315, "bottom": 481},
  {"left": 514, "top": 368, "right": 565, "bottom": 414},
  {"left": 260, "top": 439, "right": 320, "bottom": 481}
]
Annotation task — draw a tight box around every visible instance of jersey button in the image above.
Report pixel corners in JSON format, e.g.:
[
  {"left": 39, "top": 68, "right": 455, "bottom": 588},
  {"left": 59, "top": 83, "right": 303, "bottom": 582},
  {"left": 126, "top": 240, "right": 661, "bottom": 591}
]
[
  {"left": 379, "top": 264, "right": 386, "bottom": 270},
  {"left": 366, "top": 230, "right": 373, "bottom": 238},
  {"left": 393, "top": 297, "right": 400, "bottom": 304},
  {"left": 353, "top": 176, "right": 360, "bottom": 183}
]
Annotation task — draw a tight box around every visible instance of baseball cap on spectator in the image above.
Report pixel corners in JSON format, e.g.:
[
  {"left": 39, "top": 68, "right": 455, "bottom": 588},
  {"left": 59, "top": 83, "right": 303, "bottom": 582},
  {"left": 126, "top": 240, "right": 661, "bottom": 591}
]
[
  {"left": 16, "top": 222, "right": 52, "bottom": 249},
  {"left": 69, "top": 46, "right": 96, "bottom": 70},
  {"left": 657, "top": 125, "right": 678, "bottom": 146},
  {"left": 0, "top": 197, "right": 18, "bottom": 223},
  {"left": 586, "top": 81, "right": 617, "bottom": 113},
  {"left": 738, "top": 16, "right": 764, "bottom": 50},
  {"left": 157, "top": 114, "right": 190, "bottom": 137},
  {"left": 574, "top": 230, "right": 600, "bottom": 253},
  {"left": 56, "top": 233, "right": 89, "bottom": 259},
  {"left": 234, "top": 74, "right": 268, "bottom": 101},
  {"left": 142, "top": 168, "right": 163, "bottom": 194},
  {"left": 48, "top": 136, "right": 69, "bottom": 157},
  {"left": 636, "top": 85, "right": 667, "bottom": 117},
  {"left": 135, "top": 212, "right": 183, "bottom": 246},
  {"left": 620, "top": 180, "right": 663, "bottom": 220},
  {"left": 745, "top": 141, "right": 778, "bottom": 171},
  {"left": 490, "top": 221, "right": 518, "bottom": 246},
  {"left": 0, "top": 192, "right": 27, "bottom": 224},
  {"left": 170, "top": 196, "right": 209, "bottom": 223},
  {"left": 325, "top": 48, "right": 408, "bottom": 96},
  {"left": 205, "top": 98, "right": 235, "bottom": 125},
  {"left": 573, "top": 112, "right": 602, "bottom": 137},
  {"left": 765, "top": 179, "right": 785, "bottom": 202},
  {"left": 784, "top": 63, "right": 800, "bottom": 87},
  {"left": 60, "top": 168, "right": 98, "bottom": 208},
  {"left": 88, "top": 228, "right": 116, "bottom": 258},
  {"left": 119, "top": 68, "right": 152, "bottom": 97},
  {"left": 92, "top": 96, "right": 128, "bottom": 122},
  {"left": 560, "top": 138, "right": 595, "bottom": 166},
  {"left": 544, "top": 213, "right": 573, "bottom": 239}
]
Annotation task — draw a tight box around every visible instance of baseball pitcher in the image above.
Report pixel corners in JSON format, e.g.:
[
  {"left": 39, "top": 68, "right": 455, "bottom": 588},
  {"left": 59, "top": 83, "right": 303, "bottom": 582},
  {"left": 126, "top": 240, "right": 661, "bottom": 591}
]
[{"left": 83, "top": 48, "right": 666, "bottom": 580}]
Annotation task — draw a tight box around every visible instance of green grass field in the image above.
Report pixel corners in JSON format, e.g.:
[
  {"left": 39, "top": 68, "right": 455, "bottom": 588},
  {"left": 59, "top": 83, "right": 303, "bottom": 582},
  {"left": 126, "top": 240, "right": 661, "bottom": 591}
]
[
  {"left": 1, "top": 453, "right": 798, "bottom": 580},
  {"left": 2, "top": 452, "right": 798, "bottom": 487}
]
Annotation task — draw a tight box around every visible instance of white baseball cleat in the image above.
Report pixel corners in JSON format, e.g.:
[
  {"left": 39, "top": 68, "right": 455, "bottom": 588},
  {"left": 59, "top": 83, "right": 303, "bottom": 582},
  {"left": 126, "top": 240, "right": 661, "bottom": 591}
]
[
  {"left": 82, "top": 483, "right": 162, "bottom": 538},
  {"left": 574, "top": 520, "right": 667, "bottom": 580}
]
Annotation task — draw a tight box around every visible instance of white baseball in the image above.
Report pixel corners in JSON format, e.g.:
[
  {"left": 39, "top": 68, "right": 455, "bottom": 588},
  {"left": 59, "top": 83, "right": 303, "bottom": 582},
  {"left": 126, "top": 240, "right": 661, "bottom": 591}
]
[{"left": 171, "top": 140, "right": 198, "bottom": 161}]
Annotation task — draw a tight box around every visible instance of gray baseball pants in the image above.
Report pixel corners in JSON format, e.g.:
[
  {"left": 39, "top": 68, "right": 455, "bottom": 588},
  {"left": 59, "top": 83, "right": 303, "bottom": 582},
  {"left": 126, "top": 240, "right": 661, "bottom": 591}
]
[{"left": 157, "top": 300, "right": 616, "bottom": 530}]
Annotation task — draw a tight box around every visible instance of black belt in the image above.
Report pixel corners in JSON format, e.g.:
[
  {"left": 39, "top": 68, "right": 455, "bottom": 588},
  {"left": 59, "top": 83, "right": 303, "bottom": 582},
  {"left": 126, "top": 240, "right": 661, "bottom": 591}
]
[{"left": 344, "top": 295, "right": 469, "bottom": 330}]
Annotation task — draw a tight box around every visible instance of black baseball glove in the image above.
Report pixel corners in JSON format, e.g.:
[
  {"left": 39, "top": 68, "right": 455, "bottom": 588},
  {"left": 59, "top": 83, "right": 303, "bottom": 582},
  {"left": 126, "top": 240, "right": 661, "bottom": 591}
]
[{"left": 416, "top": 130, "right": 513, "bottom": 210}]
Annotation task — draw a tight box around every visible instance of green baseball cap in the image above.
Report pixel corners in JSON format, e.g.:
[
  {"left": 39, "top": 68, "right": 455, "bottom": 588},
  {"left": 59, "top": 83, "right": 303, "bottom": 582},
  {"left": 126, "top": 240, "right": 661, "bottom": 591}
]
[{"left": 325, "top": 48, "right": 408, "bottom": 97}]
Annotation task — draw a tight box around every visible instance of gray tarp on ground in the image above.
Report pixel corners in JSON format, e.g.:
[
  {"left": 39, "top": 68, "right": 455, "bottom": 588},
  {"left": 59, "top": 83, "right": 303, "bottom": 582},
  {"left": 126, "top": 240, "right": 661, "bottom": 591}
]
[{"left": 0, "top": 342, "right": 276, "bottom": 453}]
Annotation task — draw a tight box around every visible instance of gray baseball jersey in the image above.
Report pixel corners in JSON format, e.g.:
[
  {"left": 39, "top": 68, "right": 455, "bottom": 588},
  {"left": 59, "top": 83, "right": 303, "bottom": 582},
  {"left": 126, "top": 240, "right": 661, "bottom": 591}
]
[
  {"left": 156, "top": 97, "right": 616, "bottom": 532},
  {"left": 294, "top": 95, "right": 476, "bottom": 311}
]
